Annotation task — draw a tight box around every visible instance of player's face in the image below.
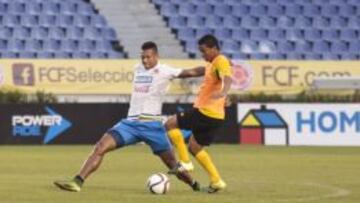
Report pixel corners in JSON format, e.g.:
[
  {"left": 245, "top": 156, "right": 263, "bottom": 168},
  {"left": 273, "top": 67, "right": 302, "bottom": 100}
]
[
  {"left": 141, "top": 49, "right": 158, "bottom": 69},
  {"left": 199, "top": 44, "right": 218, "bottom": 62}
]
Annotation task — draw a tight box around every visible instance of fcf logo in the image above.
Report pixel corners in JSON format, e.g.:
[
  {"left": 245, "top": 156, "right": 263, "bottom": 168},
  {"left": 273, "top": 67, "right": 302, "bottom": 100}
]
[{"left": 12, "top": 63, "right": 35, "bottom": 86}]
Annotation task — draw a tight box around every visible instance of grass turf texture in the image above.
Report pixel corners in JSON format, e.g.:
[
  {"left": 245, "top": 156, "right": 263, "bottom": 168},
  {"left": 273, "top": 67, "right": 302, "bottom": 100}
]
[{"left": 0, "top": 145, "right": 359, "bottom": 203}]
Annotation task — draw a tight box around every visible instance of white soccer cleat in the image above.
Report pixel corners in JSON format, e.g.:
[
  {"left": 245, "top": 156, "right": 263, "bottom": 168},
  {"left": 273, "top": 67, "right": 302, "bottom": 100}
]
[{"left": 180, "top": 161, "right": 194, "bottom": 172}]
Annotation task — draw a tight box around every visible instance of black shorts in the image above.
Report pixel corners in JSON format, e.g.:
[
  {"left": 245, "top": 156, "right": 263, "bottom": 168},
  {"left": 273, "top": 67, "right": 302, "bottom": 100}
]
[{"left": 176, "top": 108, "right": 224, "bottom": 146}]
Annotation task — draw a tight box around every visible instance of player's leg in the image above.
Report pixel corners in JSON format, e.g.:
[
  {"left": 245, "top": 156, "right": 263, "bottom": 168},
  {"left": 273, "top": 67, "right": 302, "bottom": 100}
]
[
  {"left": 54, "top": 133, "right": 117, "bottom": 192},
  {"left": 143, "top": 121, "right": 199, "bottom": 191},
  {"left": 188, "top": 135, "right": 226, "bottom": 193},
  {"left": 166, "top": 115, "right": 194, "bottom": 171},
  {"left": 157, "top": 150, "right": 200, "bottom": 191}
]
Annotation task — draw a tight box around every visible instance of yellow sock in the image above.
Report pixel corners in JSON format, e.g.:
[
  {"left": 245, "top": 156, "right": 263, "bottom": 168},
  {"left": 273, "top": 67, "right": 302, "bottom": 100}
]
[
  {"left": 168, "top": 129, "right": 190, "bottom": 163},
  {"left": 195, "top": 149, "right": 221, "bottom": 183}
]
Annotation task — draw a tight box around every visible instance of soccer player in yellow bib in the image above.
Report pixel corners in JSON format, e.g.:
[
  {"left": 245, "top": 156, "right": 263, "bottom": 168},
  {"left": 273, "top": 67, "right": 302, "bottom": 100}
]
[{"left": 166, "top": 34, "right": 232, "bottom": 193}]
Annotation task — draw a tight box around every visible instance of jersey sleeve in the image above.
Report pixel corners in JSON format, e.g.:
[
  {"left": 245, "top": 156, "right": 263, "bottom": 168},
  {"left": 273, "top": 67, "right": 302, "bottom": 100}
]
[
  {"left": 214, "top": 55, "right": 232, "bottom": 78},
  {"left": 161, "top": 64, "right": 182, "bottom": 79}
]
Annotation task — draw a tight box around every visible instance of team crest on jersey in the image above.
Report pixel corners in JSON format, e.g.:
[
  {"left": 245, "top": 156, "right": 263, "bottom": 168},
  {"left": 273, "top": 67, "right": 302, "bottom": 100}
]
[{"left": 135, "top": 75, "right": 153, "bottom": 83}]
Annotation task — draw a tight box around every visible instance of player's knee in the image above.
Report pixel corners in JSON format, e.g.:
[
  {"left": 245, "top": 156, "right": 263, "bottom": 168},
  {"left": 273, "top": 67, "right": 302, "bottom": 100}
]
[
  {"left": 165, "top": 116, "right": 177, "bottom": 130},
  {"left": 94, "top": 141, "right": 108, "bottom": 156}
]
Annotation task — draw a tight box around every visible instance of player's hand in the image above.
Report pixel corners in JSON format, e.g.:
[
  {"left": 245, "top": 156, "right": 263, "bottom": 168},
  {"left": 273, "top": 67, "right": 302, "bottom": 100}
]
[{"left": 211, "top": 92, "right": 226, "bottom": 99}]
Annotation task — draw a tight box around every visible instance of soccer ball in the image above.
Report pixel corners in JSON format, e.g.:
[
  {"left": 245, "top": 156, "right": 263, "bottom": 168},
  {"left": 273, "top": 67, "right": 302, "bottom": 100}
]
[{"left": 146, "top": 173, "right": 170, "bottom": 194}]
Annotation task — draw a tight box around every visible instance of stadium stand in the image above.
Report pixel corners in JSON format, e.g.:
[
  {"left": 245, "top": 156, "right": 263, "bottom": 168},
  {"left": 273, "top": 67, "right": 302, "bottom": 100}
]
[
  {"left": 0, "top": 0, "right": 126, "bottom": 58},
  {"left": 151, "top": 0, "right": 360, "bottom": 60}
]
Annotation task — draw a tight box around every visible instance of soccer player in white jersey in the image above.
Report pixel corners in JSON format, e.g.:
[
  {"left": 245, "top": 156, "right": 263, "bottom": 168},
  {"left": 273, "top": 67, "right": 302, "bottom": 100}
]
[{"left": 53, "top": 41, "right": 204, "bottom": 192}]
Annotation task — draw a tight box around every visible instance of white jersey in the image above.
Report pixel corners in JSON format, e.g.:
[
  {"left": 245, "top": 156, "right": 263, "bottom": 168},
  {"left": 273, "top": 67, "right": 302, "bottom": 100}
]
[{"left": 127, "top": 62, "right": 182, "bottom": 118}]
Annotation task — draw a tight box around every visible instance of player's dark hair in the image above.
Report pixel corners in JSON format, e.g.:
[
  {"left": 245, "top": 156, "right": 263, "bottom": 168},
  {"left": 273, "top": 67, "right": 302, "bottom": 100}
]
[
  {"left": 142, "top": 41, "right": 158, "bottom": 53},
  {"left": 198, "top": 34, "right": 220, "bottom": 50}
]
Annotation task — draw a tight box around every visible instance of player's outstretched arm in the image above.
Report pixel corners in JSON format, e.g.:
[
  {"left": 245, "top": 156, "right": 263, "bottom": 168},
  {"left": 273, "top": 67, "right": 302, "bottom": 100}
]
[{"left": 177, "top": 66, "right": 205, "bottom": 78}]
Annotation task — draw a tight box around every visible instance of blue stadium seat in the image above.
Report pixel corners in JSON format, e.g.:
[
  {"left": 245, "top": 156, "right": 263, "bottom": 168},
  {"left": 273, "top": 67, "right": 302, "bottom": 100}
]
[
  {"left": 204, "top": 16, "right": 222, "bottom": 29},
  {"left": 267, "top": 53, "right": 286, "bottom": 59},
  {"left": 0, "top": 2, "right": 6, "bottom": 13},
  {"left": 313, "top": 41, "right": 330, "bottom": 53},
  {"left": 321, "top": 4, "right": 339, "bottom": 17},
  {"left": 95, "top": 40, "right": 113, "bottom": 51},
  {"left": 168, "top": 16, "right": 187, "bottom": 29},
  {"left": 259, "top": 17, "right": 276, "bottom": 28},
  {"left": 277, "top": 41, "right": 295, "bottom": 52},
  {"left": 90, "top": 52, "right": 107, "bottom": 58},
  {"left": 267, "top": 5, "right": 285, "bottom": 16},
  {"left": 250, "top": 53, "right": 267, "bottom": 59},
  {"left": 284, "top": 4, "right": 302, "bottom": 17},
  {"left": 231, "top": 53, "right": 248, "bottom": 59},
  {"left": 49, "top": 27, "right": 66, "bottom": 40},
  {"left": 42, "top": 2, "right": 60, "bottom": 14},
  {"left": 348, "top": 16, "right": 360, "bottom": 28},
  {"left": 286, "top": 29, "right": 304, "bottom": 41},
  {"left": 7, "top": 39, "right": 25, "bottom": 51},
  {"left": 348, "top": 41, "right": 360, "bottom": 53},
  {"left": 258, "top": 41, "right": 276, "bottom": 53},
  {"left": 268, "top": 29, "right": 286, "bottom": 41},
  {"left": 195, "top": 27, "right": 213, "bottom": 38},
  {"left": 184, "top": 40, "right": 198, "bottom": 55},
  {"left": 339, "top": 5, "right": 356, "bottom": 16},
  {"left": 232, "top": 29, "right": 250, "bottom": 40},
  {"left": 322, "top": 29, "right": 339, "bottom": 41},
  {"left": 241, "top": 16, "right": 259, "bottom": 28},
  {"left": 102, "top": 28, "right": 117, "bottom": 41},
  {"left": 54, "top": 51, "right": 72, "bottom": 58},
  {"left": 340, "top": 29, "right": 358, "bottom": 40},
  {"left": 186, "top": 16, "right": 204, "bottom": 28},
  {"left": 294, "top": 16, "right": 312, "bottom": 28},
  {"left": 277, "top": 0, "right": 296, "bottom": 5},
  {"left": 286, "top": 52, "right": 304, "bottom": 60},
  {"left": 313, "top": 16, "right": 331, "bottom": 28},
  {"left": 295, "top": 41, "right": 312, "bottom": 52},
  {"left": 13, "top": 27, "right": 31, "bottom": 39},
  {"left": 91, "top": 15, "right": 108, "bottom": 27},
  {"left": 160, "top": 3, "right": 177, "bottom": 17},
  {"left": 250, "top": 28, "right": 268, "bottom": 40},
  {"left": 83, "top": 27, "right": 101, "bottom": 40},
  {"left": 18, "top": 51, "right": 36, "bottom": 58},
  {"left": 231, "top": 5, "right": 250, "bottom": 17},
  {"left": 0, "top": 27, "right": 12, "bottom": 39},
  {"left": 240, "top": 40, "right": 258, "bottom": 53},
  {"left": 24, "top": 39, "right": 42, "bottom": 51},
  {"left": 249, "top": 4, "right": 267, "bottom": 16},
  {"left": 331, "top": 41, "right": 348, "bottom": 53},
  {"left": 37, "top": 51, "right": 54, "bottom": 58},
  {"left": 341, "top": 53, "right": 358, "bottom": 60},
  {"left": 43, "top": 39, "right": 61, "bottom": 51},
  {"left": 56, "top": 15, "right": 74, "bottom": 27},
  {"left": 304, "top": 29, "right": 321, "bottom": 41},
  {"left": 79, "top": 39, "right": 96, "bottom": 51},
  {"left": 0, "top": 40, "right": 7, "bottom": 51},
  {"left": 195, "top": 4, "right": 213, "bottom": 16},
  {"left": 61, "top": 39, "right": 78, "bottom": 51},
  {"left": 178, "top": 3, "right": 196, "bottom": 16},
  {"left": 7, "top": 2, "right": 26, "bottom": 14},
  {"left": 39, "top": 15, "right": 57, "bottom": 26},
  {"left": 177, "top": 28, "right": 195, "bottom": 41},
  {"left": 277, "top": 16, "right": 295, "bottom": 28},
  {"left": 214, "top": 4, "right": 231, "bottom": 16},
  {"left": 303, "top": 53, "right": 322, "bottom": 60},
  {"left": 107, "top": 51, "right": 125, "bottom": 58},
  {"left": 2, "top": 15, "right": 21, "bottom": 26},
  {"left": 66, "top": 27, "right": 84, "bottom": 39},
  {"left": 31, "top": 27, "right": 49, "bottom": 39},
  {"left": 25, "top": 2, "right": 42, "bottom": 14},
  {"left": 21, "top": 14, "right": 38, "bottom": 27},
  {"left": 330, "top": 16, "right": 348, "bottom": 28},
  {"left": 72, "top": 52, "right": 90, "bottom": 58},
  {"left": 1, "top": 52, "right": 17, "bottom": 58},
  {"left": 60, "top": 2, "right": 77, "bottom": 14},
  {"left": 74, "top": 15, "right": 91, "bottom": 27},
  {"left": 302, "top": 5, "right": 321, "bottom": 17},
  {"left": 77, "top": 3, "right": 95, "bottom": 15},
  {"left": 321, "top": 53, "right": 340, "bottom": 60},
  {"left": 214, "top": 28, "right": 232, "bottom": 40},
  {"left": 222, "top": 40, "right": 240, "bottom": 53},
  {"left": 223, "top": 16, "right": 241, "bottom": 28}
]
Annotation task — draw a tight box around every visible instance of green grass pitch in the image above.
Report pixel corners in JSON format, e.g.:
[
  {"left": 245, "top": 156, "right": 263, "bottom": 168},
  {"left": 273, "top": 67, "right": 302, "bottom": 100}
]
[{"left": 0, "top": 145, "right": 360, "bottom": 203}]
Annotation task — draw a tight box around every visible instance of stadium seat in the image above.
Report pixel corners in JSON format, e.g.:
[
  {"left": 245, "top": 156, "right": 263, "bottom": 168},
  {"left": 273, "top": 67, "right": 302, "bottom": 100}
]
[
  {"left": 240, "top": 40, "right": 258, "bottom": 53},
  {"left": 313, "top": 41, "right": 330, "bottom": 53},
  {"left": 284, "top": 4, "right": 302, "bottom": 17},
  {"left": 24, "top": 39, "right": 42, "bottom": 51},
  {"left": 102, "top": 28, "right": 117, "bottom": 41},
  {"left": 232, "top": 29, "right": 250, "bottom": 40},
  {"left": 258, "top": 41, "right": 276, "bottom": 53},
  {"left": 303, "top": 53, "right": 322, "bottom": 59},
  {"left": 304, "top": 29, "right": 321, "bottom": 41},
  {"left": 267, "top": 4, "right": 285, "bottom": 17},
  {"left": 160, "top": 3, "right": 177, "bottom": 18},
  {"left": 18, "top": 51, "right": 36, "bottom": 58},
  {"left": 168, "top": 16, "right": 187, "bottom": 29},
  {"left": 21, "top": 14, "right": 38, "bottom": 27},
  {"left": 231, "top": 5, "right": 250, "bottom": 17},
  {"left": 2, "top": 15, "right": 21, "bottom": 26},
  {"left": 241, "top": 16, "right": 259, "bottom": 28},
  {"left": 49, "top": 27, "right": 67, "bottom": 40},
  {"left": 268, "top": 29, "right": 286, "bottom": 41},
  {"left": 60, "top": 2, "right": 77, "bottom": 14},
  {"left": 42, "top": 2, "right": 61, "bottom": 14},
  {"left": 195, "top": 4, "right": 214, "bottom": 16},
  {"left": 277, "top": 16, "right": 295, "bottom": 28},
  {"left": 31, "top": 27, "right": 49, "bottom": 39},
  {"left": 340, "top": 29, "right": 358, "bottom": 40},
  {"left": 313, "top": 16, "right": 331, "bottom": 28},
  {"left": 348, "top": 16, "right": 360, "bottom": 28},
  {"left": 302, "top": 5, "right": 321, "bottom": 17},
  {"left": 79, "top": 39, "right": 96, "bottom": 51},
  {"left": 61, "top": 39, "right": 79, "bottom": 51},
  {"left": 0, "top": 40, "right": 7, "bottom": 51},
  {"left": 321, "top": 4, "right": 339, "bottom": 17},
  {"left": 1, "top": 52, "right": 17, "bottom": 58},
  {"left": 286, "top": 29, "right": 304, "bottom": 41},
  {"left": 250, "top": 28, "right": 268, "bottom": 40},
  {"left": 321, "top": 53, "right": 341, "bottom": 60},
  {"left": 43, "top": 39, "right": 61, "bottom": 51},
  {"left": 322, "top": 29, "right": 339, "bottom": 41},
  {"left": 177, "top": 28, "right": 195, "bottom": 41},
  {"left": 214, "top": 4, "right": 231, "bottom": 16},
  {"left": 7, "top": 2, "right": 26, "bottom": 14},
  {"left": 294, "top": 16, "right": 312, "bottom": 28},
  {"left": 223, "top": 16, "right": 241, "bottom": 28},
  {"left": 341, "top": 53, "right": 358, "bottom": 60},
  {"left": 339, "top": 5, "right": 356, "bottom": 16},
  {"left": 37, "top": 51, "right": 54, "bottom": 58},
  {"left": 249, "top": 4, "right": 267, "bottom": 16},
  {"left": 7, "top": 39, "right": 25, "bottom": 51},
  {"left": 267, "top": 53, "right": 286, "bottom": 59},
  {"left": 39, "top": 15, "right": 57, "bottom": 27},
  {"left": 54, "top": 51, "right": 72, "bottom": 58},
  {"left": 331, "top": 41, "right": 348, "bottom": 53},
  {"left": 330, "top": 16, "right": 348, "bottom": 28},
  {"left": 72, "top": 52, "right": 90, "bottom": 58},
  {"left": 214, "top": 28, "right": 232, "bottom": 40},
  {"left": 204, "top": 15, "right": 222, "bottom": 29},
  {"left": 295, "top": 41, "right": 312, "bottom": 52},
  {"left": 277, "top": 41, "right": 295, "bottom": 53},
  {"left": 90, "top": 52, "right": 107, "bottom": 58},
  {"left": 286, "top": 52, "right": 304, "bottom": 59},
  {"left": 186, "top": 16, "right": 204, "bottom": 28},
  {"left": 222, "top": 40, "right": 240, "bottom": 53},
  {"left": 179, "top": 3, "right": 196, "bottom": 16},
  {"left": 25, "top": 2, "right": 42, "bottom": 14},
  {"left": 13, "top": 27, "right": 31, "bottom": 40},
  {"left": 258, "top": 17, "right": 276, "bottom": 28}
]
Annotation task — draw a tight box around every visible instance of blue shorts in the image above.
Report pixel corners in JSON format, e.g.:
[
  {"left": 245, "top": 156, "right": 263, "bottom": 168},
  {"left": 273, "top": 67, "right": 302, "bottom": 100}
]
[{"left": 107, "top": 119, "right": 172, "bottom": 154}]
